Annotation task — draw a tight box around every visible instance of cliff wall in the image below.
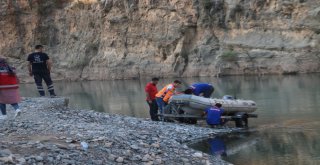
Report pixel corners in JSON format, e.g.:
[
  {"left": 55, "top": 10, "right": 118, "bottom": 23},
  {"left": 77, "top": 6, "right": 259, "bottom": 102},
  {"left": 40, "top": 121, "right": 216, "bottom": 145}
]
[{"left": 1, "top": 0, "right": 320, "bottom": 81}]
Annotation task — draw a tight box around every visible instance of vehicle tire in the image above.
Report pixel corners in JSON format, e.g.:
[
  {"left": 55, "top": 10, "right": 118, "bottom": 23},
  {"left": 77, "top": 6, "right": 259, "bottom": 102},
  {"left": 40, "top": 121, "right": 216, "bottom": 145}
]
[
  {"left": 234, "top": 112, "right": 246, "bottom": 128},
  {"left": 234, "top": 118, "right": 244, "bottom": 127},
  {"left": 163, "top": 104, "right": 175, "bottom": 122},
  {"left": 185, "top": 118, "right": 197, "bottom": 124},
  {"left": 177, "top": 109, "right": 185, "bottom": 123},
  {"left": 177, "top": 110, "right": 197, "bottom": 124}
]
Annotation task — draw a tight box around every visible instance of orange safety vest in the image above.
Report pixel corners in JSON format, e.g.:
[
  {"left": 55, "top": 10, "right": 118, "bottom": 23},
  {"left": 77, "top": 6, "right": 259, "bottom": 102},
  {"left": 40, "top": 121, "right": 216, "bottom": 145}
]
[
  {"left": 163, "top": 90, "right": 174, "bottom": 103},
  {"left": 155, "top": 83, "right": 175, "bottom": 103}
]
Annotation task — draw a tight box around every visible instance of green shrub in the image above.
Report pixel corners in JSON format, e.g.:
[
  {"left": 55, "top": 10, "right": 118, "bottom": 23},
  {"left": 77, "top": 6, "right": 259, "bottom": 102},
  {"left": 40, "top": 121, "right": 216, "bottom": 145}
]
[
  {"left": 221, "top": 50, "right": 238, "bottom": 61},
  {"left": 202, "top": 0, "right": 213, "bottom": 9}
]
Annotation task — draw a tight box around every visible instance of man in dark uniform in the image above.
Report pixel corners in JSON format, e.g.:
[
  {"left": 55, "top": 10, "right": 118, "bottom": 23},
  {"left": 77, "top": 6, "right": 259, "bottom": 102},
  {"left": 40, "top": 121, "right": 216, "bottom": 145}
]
[
  {"left": 27, "top": 45, "right": 56, "bottom": 97},
  {"left": 203, "top": 103, "right": 225, "bottom": 127},
  {"left": 189, "top": 83, "right": 214, "bottom": 98}
]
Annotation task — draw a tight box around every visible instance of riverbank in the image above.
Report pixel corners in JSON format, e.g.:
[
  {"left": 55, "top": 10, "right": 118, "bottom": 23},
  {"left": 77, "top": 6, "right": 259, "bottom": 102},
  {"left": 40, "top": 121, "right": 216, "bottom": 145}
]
[{"left": 0, "top": 97, "right": 237, "bottom": 165}]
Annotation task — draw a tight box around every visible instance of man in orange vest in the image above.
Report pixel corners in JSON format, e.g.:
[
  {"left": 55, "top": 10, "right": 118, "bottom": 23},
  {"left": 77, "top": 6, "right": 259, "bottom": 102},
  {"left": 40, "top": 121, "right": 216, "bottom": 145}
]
[{"left": 155, "top": 80, "right": 182, "bottom": 116}]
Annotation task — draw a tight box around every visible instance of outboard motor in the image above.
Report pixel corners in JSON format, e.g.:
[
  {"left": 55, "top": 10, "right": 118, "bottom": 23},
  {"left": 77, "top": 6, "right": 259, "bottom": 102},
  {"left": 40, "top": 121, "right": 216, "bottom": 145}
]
[{"left": 223, "top": 95, "right": 234, "bottom": 100}]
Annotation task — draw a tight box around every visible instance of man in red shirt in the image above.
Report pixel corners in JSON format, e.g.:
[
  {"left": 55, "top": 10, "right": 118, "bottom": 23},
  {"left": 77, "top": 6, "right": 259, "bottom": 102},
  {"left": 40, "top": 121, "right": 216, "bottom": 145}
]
[{"left": 145, "top": 77, "right": 159, "bottom": 121}]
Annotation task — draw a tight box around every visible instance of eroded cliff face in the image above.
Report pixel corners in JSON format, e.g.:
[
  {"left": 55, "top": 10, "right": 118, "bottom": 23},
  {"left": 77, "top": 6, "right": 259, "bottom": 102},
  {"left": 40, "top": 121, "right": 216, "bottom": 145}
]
[{"left": 1, "top": 0, "right": 320, "bottom": 82}]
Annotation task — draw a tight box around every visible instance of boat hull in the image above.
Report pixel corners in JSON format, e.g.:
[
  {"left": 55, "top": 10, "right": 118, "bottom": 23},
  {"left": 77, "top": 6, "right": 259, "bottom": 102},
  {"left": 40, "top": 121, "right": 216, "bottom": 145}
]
[{"left": 168, "top": 94, "right": 257, "bottom": 116}]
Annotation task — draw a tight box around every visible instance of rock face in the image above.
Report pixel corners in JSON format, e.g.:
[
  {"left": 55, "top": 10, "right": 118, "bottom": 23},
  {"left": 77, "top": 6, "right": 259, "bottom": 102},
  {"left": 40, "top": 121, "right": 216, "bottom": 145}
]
[{"left": 0, "top": 0, "right": 320, "bottom": 81}]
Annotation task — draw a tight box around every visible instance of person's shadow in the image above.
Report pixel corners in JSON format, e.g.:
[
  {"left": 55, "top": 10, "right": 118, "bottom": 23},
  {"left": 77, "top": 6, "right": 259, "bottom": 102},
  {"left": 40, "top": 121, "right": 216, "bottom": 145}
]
[{"left": 209, "top": 137, "right": 227, "bottom": 156}]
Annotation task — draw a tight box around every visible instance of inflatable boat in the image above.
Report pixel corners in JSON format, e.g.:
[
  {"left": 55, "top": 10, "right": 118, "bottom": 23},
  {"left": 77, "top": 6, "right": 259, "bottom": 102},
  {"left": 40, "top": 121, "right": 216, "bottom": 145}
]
[
  {"left": 168, "top": 94, "right": 257, "bottom": 116},
  {"left": 163, "top": 94, "right": 258, "bottom": 127}
]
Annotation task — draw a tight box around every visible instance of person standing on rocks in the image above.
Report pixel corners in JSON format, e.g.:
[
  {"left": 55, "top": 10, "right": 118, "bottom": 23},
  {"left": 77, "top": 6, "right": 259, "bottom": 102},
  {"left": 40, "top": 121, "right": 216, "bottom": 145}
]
[
  {"left": 0, "top": 57, "right": 22, "bottom": 119},
  {"left": 27, "top": 45, "right": 57, "bottom": 97},
  {"left": 155, "top": 80, "right": 182, "bottom": 115},
  {"left": 145, "top": 77, "right": 159, "bottom": 121}
]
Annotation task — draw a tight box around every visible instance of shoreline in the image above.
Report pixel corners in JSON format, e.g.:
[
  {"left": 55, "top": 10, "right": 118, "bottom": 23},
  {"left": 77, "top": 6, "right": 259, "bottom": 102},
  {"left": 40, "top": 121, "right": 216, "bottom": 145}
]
[
  {"left": 0, "top": 97, "right": 237, "bottom": 164},
  {"left": 18, "top": 72, "right": 320, "bottom": 84}
]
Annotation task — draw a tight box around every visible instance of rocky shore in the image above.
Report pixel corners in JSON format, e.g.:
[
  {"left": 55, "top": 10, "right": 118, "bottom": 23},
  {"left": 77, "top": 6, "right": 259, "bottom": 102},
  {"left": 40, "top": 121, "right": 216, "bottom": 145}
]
[{"left": 0, "top": 97, "right": 236, "bottom": 165}]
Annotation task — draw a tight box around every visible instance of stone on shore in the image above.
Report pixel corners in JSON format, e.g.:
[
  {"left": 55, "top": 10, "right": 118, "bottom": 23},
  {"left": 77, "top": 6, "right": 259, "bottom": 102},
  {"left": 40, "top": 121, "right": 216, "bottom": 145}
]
[{"left": 0, "top": 97, "right": 236, "bottom": 164}]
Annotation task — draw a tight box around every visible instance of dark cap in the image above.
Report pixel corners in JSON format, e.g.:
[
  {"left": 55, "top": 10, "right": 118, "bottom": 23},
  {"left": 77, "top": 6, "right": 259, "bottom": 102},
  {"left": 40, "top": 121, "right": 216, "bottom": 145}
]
[
  {"left": 152, "top": 77, "right": 159, "bottom": 81},
  {"left": 35, "top": 45, "right": 43, "bottom": 49},
  {"left": 173, "top": 80, "right": 182, "bottom": 84},
  {"left": 215, "top": 103, "right": 222, "bottom": 108}
]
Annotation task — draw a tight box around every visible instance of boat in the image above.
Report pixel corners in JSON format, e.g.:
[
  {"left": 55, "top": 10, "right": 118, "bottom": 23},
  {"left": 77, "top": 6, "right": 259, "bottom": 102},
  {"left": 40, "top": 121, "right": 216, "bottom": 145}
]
[{"left": 162, "top": 94, "right": 258, "bottom": 127}]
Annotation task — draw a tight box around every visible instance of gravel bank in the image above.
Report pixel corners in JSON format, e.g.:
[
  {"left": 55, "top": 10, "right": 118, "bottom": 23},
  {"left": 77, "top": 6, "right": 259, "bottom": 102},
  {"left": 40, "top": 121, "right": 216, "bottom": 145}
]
[{"left": 0, "top": 97, "right": 236, "bottom": 165}]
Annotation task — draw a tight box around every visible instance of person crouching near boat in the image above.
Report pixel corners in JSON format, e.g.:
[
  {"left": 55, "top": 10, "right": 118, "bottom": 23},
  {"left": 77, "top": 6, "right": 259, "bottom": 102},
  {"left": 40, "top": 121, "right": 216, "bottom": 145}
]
[
  {"left": 0, "top": 57, "right": 22, "bottom": 120},
  {"left": 202, "top": 103, "right": 225, "bottom": 128}
]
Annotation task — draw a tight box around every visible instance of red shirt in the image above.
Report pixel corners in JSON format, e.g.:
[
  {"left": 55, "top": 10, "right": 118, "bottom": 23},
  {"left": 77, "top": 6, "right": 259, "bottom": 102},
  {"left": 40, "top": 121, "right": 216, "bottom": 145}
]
[{"left": 145, "top": 82, "right": 158, "bottom": 101}]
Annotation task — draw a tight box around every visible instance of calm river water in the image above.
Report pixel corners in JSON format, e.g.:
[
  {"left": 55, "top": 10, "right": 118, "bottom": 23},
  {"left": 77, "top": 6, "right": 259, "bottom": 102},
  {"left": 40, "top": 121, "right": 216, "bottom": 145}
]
[{"left": 19, "top": 74, "right": 320, "bottom": 165}]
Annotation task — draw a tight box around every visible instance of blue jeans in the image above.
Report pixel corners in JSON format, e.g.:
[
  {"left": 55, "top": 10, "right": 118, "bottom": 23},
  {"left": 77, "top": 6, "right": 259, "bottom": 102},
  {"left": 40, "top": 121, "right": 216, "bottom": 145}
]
[
  {"left": 155, "top": 97, "right": 166, "bottom": 114},
  {"left": 0, "top": 103, "right": 19, "bottom": 115}
]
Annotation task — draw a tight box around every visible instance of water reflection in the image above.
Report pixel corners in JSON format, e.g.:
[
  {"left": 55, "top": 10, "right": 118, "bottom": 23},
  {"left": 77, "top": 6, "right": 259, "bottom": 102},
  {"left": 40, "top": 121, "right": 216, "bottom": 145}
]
[
  {"left": 208, "top": 137, "right": 227, "bottom": 156},
  {"left": 190, "top": 124, "right": 320, "bottom": 165},
  {"left": 226, "top": 126, "right": 320, "bottom": 165},
  {"left": 189, "top": 132, "right": 258, "bottom": 158}
]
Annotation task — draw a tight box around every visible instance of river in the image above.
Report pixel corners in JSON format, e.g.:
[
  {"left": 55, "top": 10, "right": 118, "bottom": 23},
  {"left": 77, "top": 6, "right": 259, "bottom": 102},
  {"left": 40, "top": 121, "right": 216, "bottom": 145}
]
[{"left": 19, "top": 74, "right": 320, "bottom": 165}]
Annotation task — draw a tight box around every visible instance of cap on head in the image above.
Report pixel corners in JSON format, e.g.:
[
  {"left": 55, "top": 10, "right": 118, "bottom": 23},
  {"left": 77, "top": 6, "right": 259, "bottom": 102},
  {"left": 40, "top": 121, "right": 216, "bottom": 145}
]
[
  {"left": 215, "top": 103, "right": 222, "bottom": 108},
  {"left": 152, "top": 77, "right": 159, "bottom": 81},
  {"left": 173, "top": 80, "right": 181, "bottom": 84},
  {"left": 35, "top": 45, "right": 43, "bottom": 50}
]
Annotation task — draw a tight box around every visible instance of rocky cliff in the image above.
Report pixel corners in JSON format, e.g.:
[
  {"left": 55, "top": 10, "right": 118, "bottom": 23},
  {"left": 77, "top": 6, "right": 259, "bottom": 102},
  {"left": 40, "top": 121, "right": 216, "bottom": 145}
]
[{"left": 1, "top": 0, "right": 320, "bottom": 82}]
